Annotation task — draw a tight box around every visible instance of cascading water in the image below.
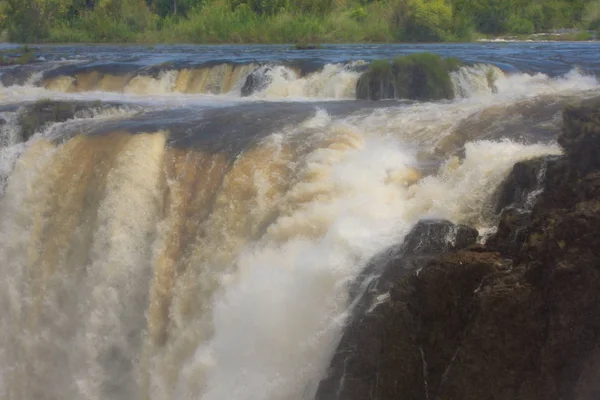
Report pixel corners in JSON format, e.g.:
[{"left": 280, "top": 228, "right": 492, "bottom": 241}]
[
  {"left": 5, "top": 60, "right": 506, "bottom": 100},
  {"left": 0, "top": 43, "right": 599, "bottom": 400}
]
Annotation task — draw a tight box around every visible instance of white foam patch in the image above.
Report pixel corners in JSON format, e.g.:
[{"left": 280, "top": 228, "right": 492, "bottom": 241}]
[{"left": 252, "top": 62, "right": 364, "bottom": 100}]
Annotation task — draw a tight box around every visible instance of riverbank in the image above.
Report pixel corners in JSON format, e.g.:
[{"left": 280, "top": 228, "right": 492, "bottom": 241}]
[
  {"left": 478, "top": 29, "right": 598, "bottom": 42},
  {"left": 3, "top": 0, "right": 600, "bottom": 44}
]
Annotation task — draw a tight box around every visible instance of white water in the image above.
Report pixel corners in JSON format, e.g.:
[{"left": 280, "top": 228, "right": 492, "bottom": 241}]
[
  {"left": 248, "top": 62, "right": 366, "bottom": 99},
  {"left": 0, "top": 61, "right": 547, "bottom": 101},
  {"left": 0, "top": 66, "right": 597, "bottom": 400}
]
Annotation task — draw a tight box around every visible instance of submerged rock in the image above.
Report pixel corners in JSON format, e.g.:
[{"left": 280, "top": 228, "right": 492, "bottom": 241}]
[
  {"left": 18, "top": 100, "right": 117, "bottom": 142},
  {"left": 355, "top": 53, "right": 462, "bottom": 101},
  {"left": 317, "top": 99, "right": 600, "bottom": 400}
]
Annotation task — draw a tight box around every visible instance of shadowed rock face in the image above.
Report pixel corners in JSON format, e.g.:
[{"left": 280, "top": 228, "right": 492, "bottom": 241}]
[
  {"left": 316, "top": 98, "right": 600, "bottom": 400},
  {"left": 316, "top": 219, "right": 479, "bottom": 400}
]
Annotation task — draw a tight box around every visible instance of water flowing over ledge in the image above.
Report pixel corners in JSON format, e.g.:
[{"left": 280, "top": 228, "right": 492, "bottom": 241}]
[{"left": 0, "top": 44, "right": 600, "bottom": 400}]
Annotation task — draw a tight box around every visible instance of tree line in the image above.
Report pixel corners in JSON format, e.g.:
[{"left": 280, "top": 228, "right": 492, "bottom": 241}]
[{"left": 0, "top": 0, "right": 599, "bottom": 43}]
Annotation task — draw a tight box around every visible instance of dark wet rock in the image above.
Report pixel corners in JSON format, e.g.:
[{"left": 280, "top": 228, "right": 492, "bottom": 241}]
[
  {"left": 355, "top": 53, "right": 462, "bottom": 101},
  {"left": 403, "top": 219, "right": 478, "bottom": 256},
  {"left": 317, "top": 100, "right": 600, "bottom": 400},
  {"left": 318, "top": 220, "right": 479, "bottom": 400},
  {"left": 0, "top": 64, "right": 42, "bottom": 87},
  {"left": 349, "top": 219, "right": 478, "bottom": 301},
  {"left": 493, "top": 157, "right": 549, "bottom": 213},
  {"left": 42, "top": 63, "right": 141, "bottom": 81},
  {"left": 559, "top": 97, "right": 600, "bottom": 175},
  {"left": 486, "top": 207, "right": 531, "bottom": 256},
  {"left": 241, "top": 66, "right": 273, "bottom": 97},
  {"left": 18, "top": 100, "right": 117, "bottom": 142},
  {"left": 487, "top": 156, "right": 554, "bottom": 257}
]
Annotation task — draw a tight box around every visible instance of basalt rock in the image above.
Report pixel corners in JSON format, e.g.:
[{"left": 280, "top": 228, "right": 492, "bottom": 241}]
[
  {"left": 403, "top": 219, "right": 478, "bottom": 256},
  {"left": 317, "top": 219, "right": 478, "bottom": 400},
  {"left": 493, "top": 156, "right": 549, "bottom": 214},
  {"left": 316, "top": 99, "right": 600, "bottom": 400},
  {"left": 487, "top": 155, "right": 557, "bottom": 257}
]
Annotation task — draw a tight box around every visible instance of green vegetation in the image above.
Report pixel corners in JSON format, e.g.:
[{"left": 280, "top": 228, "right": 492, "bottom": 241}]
[
  {"left": 356, "top": 53, "right": 461, "bottom": 100},
  {"left": 0, "top": 0, "right": 598, "bottom": 43},
  {"left": 0, "top": 45, "right": 37, "bottom": 65},
  {"left": 294, "top": 43, "right": 322, "bottom": 49}
]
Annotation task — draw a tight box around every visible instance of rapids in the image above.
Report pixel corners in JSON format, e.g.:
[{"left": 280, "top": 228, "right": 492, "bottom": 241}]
[{"left": 0, "top": 42, "right": 599, "bottom": 400}]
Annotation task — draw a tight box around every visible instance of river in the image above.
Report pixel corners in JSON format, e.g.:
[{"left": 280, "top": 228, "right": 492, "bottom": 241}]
[{"left": 0, "top": 42, "right": 598, "bottom": 400}]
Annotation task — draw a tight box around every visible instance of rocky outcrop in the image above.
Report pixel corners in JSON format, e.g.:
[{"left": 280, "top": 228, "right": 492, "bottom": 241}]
[
  {"left": 316, "top": 98, "right": 600, "bottom": 400},
  {"left": 317, "top": 219, "right": 479, "bottom": 400},
  {"left": 355, "top": 53, "right": 462, "bottom": 101},
  {"left": 402, "top": 219, "right": 478, "bottom": 255},
  {"left": 241, "top": 66, "right": 273, "bottom": 97}
]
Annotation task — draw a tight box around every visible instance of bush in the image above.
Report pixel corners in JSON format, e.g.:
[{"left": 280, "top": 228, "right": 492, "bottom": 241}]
[
  {"left": 55, "top": 0, "right": 158, "bottom": 42},
  {"left": 293, "top": 0, "right": 334, "bottom": 15},
  {"left": 582, "top": 0, "right": 600, "bottom": 30},
  {"left": 356, "top": 52, "right": 462, "bottom": 101},
  {"left": 506, "top": 17, "right": 534, "bottom": 34},
  {"left": 348, "top": 6, "right": 368, "bottom": 21},
  {"left": 230, "top": 0, "right": 288, "bottom": 15},
  {"left": 452, "top": 13, "right": 476, "bottom": 41},
  {"left": 6, "top": 0, "right": 49, "bottom": 42},
  {"left": 403, "top": 0, "right": 454, "bottom": 42}
]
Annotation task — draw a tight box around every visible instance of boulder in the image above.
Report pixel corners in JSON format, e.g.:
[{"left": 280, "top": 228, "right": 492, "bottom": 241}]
[
  {"left": 241, "top": 66, "right": 274, "bottom": 97},
  {"left": 355, "top": 53, "right": 462, "bottom": 101}
]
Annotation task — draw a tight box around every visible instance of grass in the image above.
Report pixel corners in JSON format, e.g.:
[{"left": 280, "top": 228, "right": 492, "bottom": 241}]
[
  {"left": 0, "top": 45, "right": 37, "bottom": 66},
  {"left": 356, "top": 53, "right": 463, "bottom": 101}
]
